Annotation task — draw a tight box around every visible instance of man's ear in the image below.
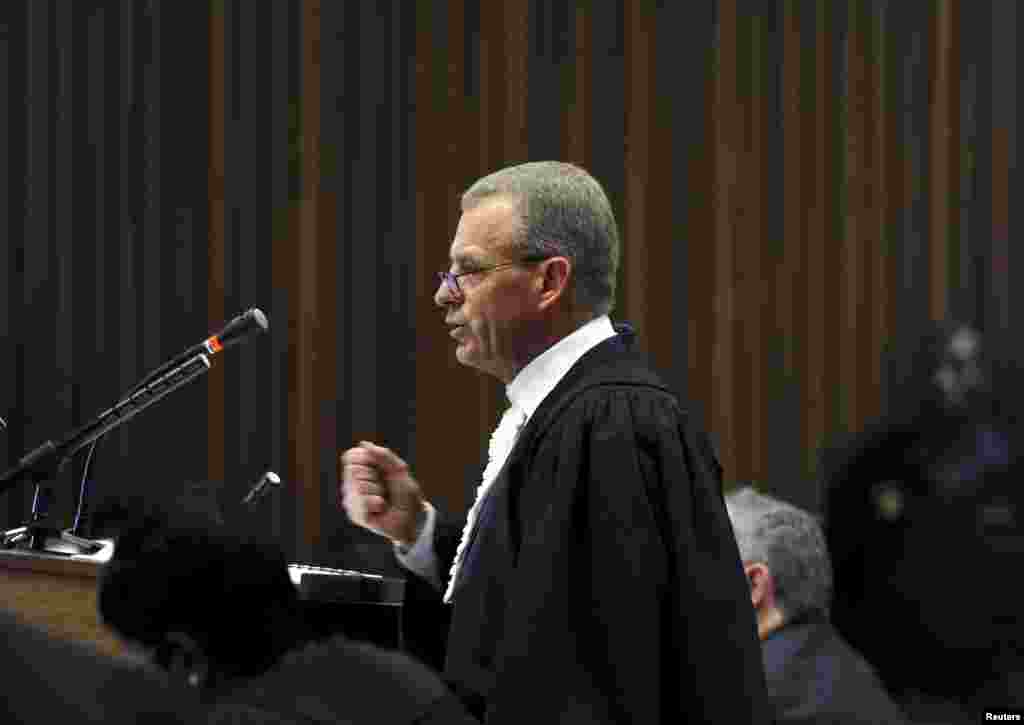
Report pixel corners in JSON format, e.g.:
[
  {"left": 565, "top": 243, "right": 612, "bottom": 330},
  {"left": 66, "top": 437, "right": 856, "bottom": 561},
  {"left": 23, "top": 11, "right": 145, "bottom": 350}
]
[
  {"left": 536, "top": 256, "right": 572, "bottom": 311},
  {"left": 744, "top": 562, "right": 774, "bottom": 610}
]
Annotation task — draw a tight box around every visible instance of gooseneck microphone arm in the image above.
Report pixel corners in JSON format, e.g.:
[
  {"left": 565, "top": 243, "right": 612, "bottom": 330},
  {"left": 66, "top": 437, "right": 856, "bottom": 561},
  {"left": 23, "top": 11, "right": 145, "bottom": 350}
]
[
  {"left": 0, "top": 354, "right": 212, "bottom": 497},
  {"left": 68, "top": 307, "right": 269, "bottom": 535},
  {"left": 126, "top": 308, "right": 269, "bottom": 397}
]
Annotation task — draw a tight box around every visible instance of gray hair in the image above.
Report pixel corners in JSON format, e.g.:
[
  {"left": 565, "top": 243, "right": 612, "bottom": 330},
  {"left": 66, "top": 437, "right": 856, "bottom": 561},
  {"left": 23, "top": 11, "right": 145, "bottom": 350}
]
[
  {"left": 725, "top": 486, "right": 833, "bottom": 624},
  {"left": 461, "top": 161, "right": 620, "bottom": 316}
]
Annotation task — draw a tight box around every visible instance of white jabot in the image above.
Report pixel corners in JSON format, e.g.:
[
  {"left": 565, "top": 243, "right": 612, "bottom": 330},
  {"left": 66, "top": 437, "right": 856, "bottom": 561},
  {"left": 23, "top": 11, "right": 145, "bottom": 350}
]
[
  {"left": 505, "top": 315, "right": 616, "bottom": 421},
  {"left": 395, "top": 315, "right": 617, "bottom": 599},
  {"left": 442, "top": 402, "right": 528, "bottom": 603}
]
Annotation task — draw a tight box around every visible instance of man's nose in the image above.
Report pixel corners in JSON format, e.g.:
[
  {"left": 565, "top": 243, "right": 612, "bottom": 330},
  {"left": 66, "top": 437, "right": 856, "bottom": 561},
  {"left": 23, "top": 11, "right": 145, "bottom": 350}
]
[{"left": 434, "top": 278, "right": 453, "bottom": 307}]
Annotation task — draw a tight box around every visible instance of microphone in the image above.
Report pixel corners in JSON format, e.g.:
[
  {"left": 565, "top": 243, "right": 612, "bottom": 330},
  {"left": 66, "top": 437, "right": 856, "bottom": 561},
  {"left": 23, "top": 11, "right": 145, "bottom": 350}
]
[
  {"left": 129, "top": 308, "right": 269, "bottom": 395},
  {"left": 0, "top": 416, "right": 6, "bottom": 430},
  {"left": 199, "top": 308, "right": 270, "bottom": 357},
  {"left": 241, "top": 471, "right": 281, "bottom": 506}
]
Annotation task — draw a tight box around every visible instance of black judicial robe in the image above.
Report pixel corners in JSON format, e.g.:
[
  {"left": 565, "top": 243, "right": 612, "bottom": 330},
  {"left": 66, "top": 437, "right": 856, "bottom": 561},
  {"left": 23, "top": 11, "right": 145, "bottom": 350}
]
[{"left": 419, "top": 327, "right": 770, "bottom": 724}]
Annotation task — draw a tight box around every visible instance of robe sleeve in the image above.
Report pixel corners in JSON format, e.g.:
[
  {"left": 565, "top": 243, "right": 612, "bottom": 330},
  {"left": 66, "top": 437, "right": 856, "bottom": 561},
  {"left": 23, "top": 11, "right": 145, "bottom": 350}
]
[
  {"left": 488, "top": 386, "right": 771, "bottom": 724},
  {"left": 399, "top": 509, "right": 464, "bottom": 673}
]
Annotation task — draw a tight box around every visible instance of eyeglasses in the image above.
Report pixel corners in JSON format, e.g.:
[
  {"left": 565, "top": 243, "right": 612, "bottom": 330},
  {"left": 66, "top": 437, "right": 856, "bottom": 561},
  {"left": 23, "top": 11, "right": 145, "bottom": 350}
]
[{"left": 437, "top": 255, "right": 549, "bottom": 302}]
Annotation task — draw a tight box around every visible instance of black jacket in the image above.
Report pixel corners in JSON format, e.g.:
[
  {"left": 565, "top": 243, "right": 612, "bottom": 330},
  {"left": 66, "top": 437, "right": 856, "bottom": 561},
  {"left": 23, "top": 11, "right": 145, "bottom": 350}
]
[{"left": 762, "top": 617, "right": 908, "bottom": 724}]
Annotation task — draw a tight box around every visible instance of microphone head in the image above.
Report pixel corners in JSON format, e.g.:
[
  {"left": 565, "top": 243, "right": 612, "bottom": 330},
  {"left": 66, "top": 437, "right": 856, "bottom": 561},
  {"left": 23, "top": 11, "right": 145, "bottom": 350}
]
[
  {"left": 217, "top": 308, "right": 270, "bottom": 350},
  {"left": 250, "top": 308, "right": 269, "bottom": 334},
  {"left": 241, "top": 470, "right": 282, "bottom": 506}
]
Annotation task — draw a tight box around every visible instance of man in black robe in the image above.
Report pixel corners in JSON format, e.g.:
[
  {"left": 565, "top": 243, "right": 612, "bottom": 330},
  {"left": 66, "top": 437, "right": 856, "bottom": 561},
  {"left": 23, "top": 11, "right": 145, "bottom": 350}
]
[{"left": 340, "top": 161, "right": 769, "bottom": 723}]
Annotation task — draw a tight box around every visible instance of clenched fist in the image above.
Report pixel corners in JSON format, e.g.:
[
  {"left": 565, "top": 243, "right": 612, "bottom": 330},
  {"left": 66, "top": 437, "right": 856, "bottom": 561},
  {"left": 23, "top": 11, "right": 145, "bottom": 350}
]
[{"left": 339, "top": 441, "right": 425, "bottom": 546}]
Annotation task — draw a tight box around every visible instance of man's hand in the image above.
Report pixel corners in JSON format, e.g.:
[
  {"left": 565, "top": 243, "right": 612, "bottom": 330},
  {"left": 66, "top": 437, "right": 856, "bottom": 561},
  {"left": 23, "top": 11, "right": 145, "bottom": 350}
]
[{"left": 339, "top": 441, "right": 425, "bottom": 546}]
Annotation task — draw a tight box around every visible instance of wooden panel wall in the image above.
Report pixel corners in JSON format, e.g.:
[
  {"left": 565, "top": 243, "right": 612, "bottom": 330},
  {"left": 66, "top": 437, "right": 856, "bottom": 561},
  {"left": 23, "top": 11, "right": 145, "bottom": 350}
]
[
  {"left": 2, "top": 1, "right": 1019, "bottom": 569},
  {"left": 401, "top": 0, "right": 1021, "bottom": 516},
  {"left": 2, "top": 1, "right": 215, "bottom": 532}
]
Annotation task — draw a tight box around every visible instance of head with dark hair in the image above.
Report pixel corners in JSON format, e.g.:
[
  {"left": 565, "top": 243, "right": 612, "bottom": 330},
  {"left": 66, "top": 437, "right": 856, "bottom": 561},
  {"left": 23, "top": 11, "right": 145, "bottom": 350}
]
[
  {"left": 825, "top": 322, "right": 1024, "bottom": 707},
  {"left": 98, "top": 498, "right": 306, "bottom": 696},
  {"left": 725, "top": 487, "right": 832, "bottom": 639}
]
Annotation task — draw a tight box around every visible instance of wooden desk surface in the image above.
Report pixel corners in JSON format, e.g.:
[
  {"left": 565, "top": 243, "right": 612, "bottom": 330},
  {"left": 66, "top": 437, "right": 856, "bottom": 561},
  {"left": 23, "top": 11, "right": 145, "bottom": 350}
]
[{"left": 0, "top": 545, "right": 127, "bottom": 657}]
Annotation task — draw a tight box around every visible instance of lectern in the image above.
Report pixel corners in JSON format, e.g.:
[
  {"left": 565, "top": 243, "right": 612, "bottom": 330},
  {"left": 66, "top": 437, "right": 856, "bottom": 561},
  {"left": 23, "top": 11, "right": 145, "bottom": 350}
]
[
  {"left": 0, "top": 545, "right": 406, "bottom": 657},
  {"left": 0, "top": 542, "right": 125, "bottom": 657}
]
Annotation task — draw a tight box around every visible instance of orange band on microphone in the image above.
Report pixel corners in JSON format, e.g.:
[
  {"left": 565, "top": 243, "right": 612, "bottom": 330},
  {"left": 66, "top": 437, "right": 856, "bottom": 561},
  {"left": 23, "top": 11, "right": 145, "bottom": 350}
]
[{"left": 204, "top": 336, "right": 224, "bottom": 354}]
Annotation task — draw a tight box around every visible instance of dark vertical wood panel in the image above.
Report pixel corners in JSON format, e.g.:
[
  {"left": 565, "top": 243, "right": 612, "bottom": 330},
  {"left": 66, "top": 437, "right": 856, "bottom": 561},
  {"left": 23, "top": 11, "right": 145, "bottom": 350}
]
[
  {"left": 879, "top": 0, "right": 906, "bottom": 410},
  {"left": 736, "top": 2, "right": 767, "bottom": 480},
  {"left": 311, "top": 0, "right": 338, "bottom": 564},
  {"left": 662, "top": 0, "right": 714, "bottom": 408},
  {"left": 803, "top": 0, "right": 826, "bottom": 475},
  {"left": 141, "top": 2, "right": 162, "bottom": 380},
  {"left": 527, "top": 0, "right": 570, "bottom": 161},
  {"left": 381, "top": 0, "right": 418, "bottom": 464},
  {"left": 563, "top": 3, "right": 590, "bottom": 168},
  {"left": 899, "top": 2, "right": 932, "bottom": 341},
  {"left": 587, "top": 0, "right": 625, "bottom": 325},
  {"left": 712, "top": 0, "right": 737, "bottom": 474},
  {"left": 762, "top": 0, "right": 797, "bottom": 503},
  {"left": 929, "top": 0, "right": 954, "bottom": 322},
  {"left": 1002, "top": 2, "right": 1020, "bottom": 341},
  {"left": 349, "top": 1, "right": 378, "bottom": 446},
  {"left": 867, "top": 0, "right": 889, "bottom": 428},
  {"left": 86, "top": 6, "right": 106, "bottom": 416},
  {"left": 53, "top": 1, "right": 76, "bottom": 519},
  {"left": 623, "top": 1, "right": 653, "bottom": 355},
  {"left": 842, "top": 0, "right": 867, "bottom": 434},
  {"left": 773, "top": 0, "right": 806, "bottom": 499},
  {"left": 292, "top": 0, "right": 322, "bottom": 561},
  {"left": 317, "top": 0, "right": 351, "bottom": 562},
  {"left": 0, "top": 5, "right": 16, "bottom": 519},
  {"left": 989, "top": 0, "right": 1015, "bottom": 335},
  {"left": 112, "top": 0, "right": 138, "bottom": 468},
  {"left": 268, "top": 0, "right": 296, "bottom": 548},
  {"left": 502, "top": 1, "right": 530, "bottom": 162},
  {"left": 22, "top": 0, "right": 59, "bottom": 520},
  {"left": 953, "top": 5, "right": 977, "bottom": 328},
  {"left": 208, "top": 1, "right": 227, "bottom": 489},
  {"left": 218, "top": 0, "right": 238, "bottom": 517},
  {"left": 684, "top": 0, "right": 718, "bottom": 458},
  {"left": 413, "top": 2, "right": 455, "bottom": 510}
]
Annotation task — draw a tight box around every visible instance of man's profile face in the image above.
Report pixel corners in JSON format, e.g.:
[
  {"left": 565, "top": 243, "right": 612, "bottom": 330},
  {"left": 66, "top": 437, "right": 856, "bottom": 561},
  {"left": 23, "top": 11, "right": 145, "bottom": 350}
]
[{"left": 435, "top": 196, "right": 540, "bottom": 382}]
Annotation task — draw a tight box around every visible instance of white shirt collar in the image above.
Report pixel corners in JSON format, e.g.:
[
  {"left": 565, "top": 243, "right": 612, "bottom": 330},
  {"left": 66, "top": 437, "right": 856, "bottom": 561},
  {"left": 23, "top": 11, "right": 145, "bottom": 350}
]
[{"left": 506, "top": 315, "right": 616, "bottom": 421}]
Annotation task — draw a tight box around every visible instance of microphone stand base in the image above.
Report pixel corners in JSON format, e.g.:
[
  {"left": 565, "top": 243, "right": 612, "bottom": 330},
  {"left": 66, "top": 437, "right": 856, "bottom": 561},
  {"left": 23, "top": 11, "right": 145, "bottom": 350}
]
[{"left": 1, "top": 525, "right": 107, "bottom": 557}]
